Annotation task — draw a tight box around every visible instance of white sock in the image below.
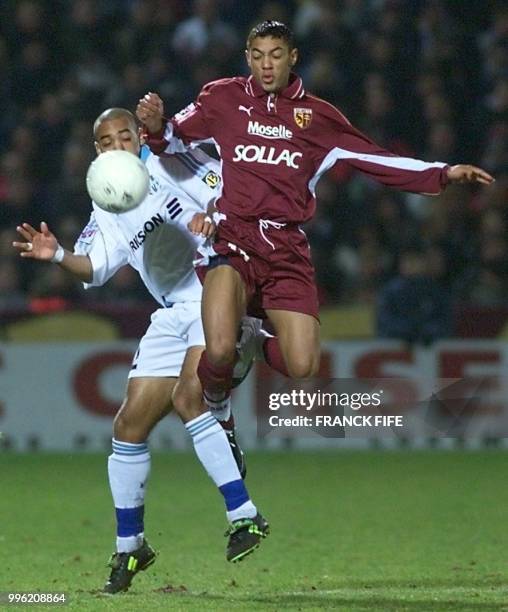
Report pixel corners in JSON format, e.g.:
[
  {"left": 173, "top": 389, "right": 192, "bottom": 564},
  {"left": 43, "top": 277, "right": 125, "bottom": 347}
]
[
  {"left": 114, "top": 533, "right": 145, "bottom": 554},
  {"left": 185, "top": 412, "right": 256, "bottom": 520},
  {"left": 108, "top": 438, "right": 150, "bottom": 553},
  {"left": 226, "top": 499, "right": 256, "bottom": 522}
]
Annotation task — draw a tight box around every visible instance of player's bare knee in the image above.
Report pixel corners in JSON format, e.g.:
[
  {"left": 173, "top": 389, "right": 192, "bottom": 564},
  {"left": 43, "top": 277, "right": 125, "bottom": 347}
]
[
  {"left": 172, "top": 379, "right": 204, "bottom": 420},
  {"left": 287, "top": 356, "right": 318, "bottom": 379},
  {"left": 113, "top": 411, "right": 147, "bottom": 443}
]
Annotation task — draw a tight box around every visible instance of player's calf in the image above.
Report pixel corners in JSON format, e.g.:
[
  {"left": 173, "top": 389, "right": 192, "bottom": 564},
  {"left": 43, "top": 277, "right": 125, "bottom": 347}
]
[{"left": 197, "top": 351, "right": 235, "bottom": 402}]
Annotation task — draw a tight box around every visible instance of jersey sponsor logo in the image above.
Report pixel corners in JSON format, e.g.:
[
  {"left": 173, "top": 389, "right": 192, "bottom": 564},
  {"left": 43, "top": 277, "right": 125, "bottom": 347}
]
[
  {"left": 174, "top": 102, "right": 196, "bottom": 123},
  {"left": 239, "top": 105, "right": 254, "bottom": 117},
  {"left": 232, "top": 144, "right": 302, "bottom": 169},
  {"left": 293, "top": 107, "right": 312, "bottom": 129},
  {"left": 166, "top": 197, "right": 183, "bottom": 219},
  {"left": 203, "top": 170, "right": 221, "bottom": 189},
  {"left": 148, "top": 174, "right": 161, "bottom": 195},
  {"left": 77, "top": 215, "right": 99, "bottom": 245},
  {"left": 129, "top": 213, "right": 164, "bottom": 251},
  {"left": 247, "top": 120, "right": 293, "bottom": 140}
]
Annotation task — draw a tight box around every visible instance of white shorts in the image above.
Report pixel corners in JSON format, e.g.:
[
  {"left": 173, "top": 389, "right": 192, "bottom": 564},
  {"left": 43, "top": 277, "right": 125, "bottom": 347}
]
[{"left": 129, "top": 302, "right": 204, "bottom": 379}]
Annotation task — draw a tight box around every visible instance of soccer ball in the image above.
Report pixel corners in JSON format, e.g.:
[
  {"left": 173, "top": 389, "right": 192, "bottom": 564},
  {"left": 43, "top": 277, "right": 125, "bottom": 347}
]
[{"left": 86, "top": 150, "right": 150, "bottom": 213}]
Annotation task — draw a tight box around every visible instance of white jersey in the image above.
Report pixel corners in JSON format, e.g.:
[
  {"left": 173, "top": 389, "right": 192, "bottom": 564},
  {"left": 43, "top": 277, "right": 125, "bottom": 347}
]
[{"left": 74, "top": 148, "right": 222, "bottom": 306}]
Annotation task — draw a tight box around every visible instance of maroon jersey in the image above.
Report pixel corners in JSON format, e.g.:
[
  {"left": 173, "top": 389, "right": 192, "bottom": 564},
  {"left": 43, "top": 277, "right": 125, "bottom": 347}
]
[{"left": 147, "top": 74, "right": 449, "bottom": 224}]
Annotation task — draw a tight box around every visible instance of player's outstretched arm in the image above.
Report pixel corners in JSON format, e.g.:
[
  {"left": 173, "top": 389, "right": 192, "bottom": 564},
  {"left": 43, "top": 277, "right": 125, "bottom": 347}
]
[
  {"left": 13, "top": 221, "right": 93, "bottom": 283},
  {"left": 446, "top": 165, "right": 495, "bottom": 185}
]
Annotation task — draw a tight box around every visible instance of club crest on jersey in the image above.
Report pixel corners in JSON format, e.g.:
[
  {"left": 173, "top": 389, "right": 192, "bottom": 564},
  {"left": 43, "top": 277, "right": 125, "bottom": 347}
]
[
  {"left": 293, "top": 107, "right": 312, "bottom": 129},
  {"left": 203, "top": 170, "right": 221, "bottom": 189}
]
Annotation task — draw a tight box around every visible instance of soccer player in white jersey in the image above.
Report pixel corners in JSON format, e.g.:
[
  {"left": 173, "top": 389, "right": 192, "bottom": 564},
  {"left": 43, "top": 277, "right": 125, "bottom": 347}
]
[{"left": 12, "top": 108, "right": 269, "bottom": 593}]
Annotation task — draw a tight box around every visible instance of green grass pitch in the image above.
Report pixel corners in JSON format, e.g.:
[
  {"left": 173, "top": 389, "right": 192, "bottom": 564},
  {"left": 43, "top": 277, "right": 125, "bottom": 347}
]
[{"left": 1, "top": 451, "right": 508, "bottom": 611}]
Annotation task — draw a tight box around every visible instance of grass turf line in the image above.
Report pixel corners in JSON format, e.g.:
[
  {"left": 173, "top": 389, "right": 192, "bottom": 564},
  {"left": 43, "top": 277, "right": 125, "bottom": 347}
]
[{"left": 1, "top": 451, "right": 507, "bottom": 611}]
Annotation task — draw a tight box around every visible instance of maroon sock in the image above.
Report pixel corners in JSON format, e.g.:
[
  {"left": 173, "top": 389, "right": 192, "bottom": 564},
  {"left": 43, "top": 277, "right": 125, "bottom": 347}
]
[
  {"left": 263, "top": 337, "right": 290, "bottom": 377},
  {"left": 197, "top": 350, "right": 234, "bottom": 396}
]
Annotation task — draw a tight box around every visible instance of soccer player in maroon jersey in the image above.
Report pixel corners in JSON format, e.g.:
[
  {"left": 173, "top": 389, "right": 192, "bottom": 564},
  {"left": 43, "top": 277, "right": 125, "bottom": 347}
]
[{"left": 137, "top": 21, "right": 494, "bottom": 415}]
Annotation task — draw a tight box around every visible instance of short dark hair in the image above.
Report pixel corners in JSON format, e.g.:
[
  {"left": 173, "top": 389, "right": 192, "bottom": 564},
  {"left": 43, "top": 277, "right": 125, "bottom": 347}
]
[
  {"left": 246, "top": 20, "right": 295, "bottom": 49},
  {"left": 93, "top": 108, "right": 137, "bottom": 140}
]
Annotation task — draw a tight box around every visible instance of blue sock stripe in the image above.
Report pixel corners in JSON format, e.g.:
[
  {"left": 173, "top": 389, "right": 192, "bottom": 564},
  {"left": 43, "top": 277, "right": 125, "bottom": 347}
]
[
  {"left": 115, "top": 506, "right": 144, "bottom": 537},
  {"left": 186, "top": 422, "right": 218, "bottom": 438},
  {"left": 188, "top": 419, "right": 217, "bottom": 438},
  {"left": 186, "top": 417, "right": 218, "bottom": 438},
  {"left": 112, "top": 442, "right": 148, "bottom": 450},
  {"left": 219, "top": 479, "right": 250, "bottom": 512},
  {"left": 185, "top": 412, "right": 214, "bottom": 428},
  {"left": 112, "top": 444, "right": 148, "bottom": 453},
  {"left": 187, "top": 416, "right": 217, "bottom": 434},
  {"left": 112, "top": 440, "right": 148, "bottom": 449},
  {"left": 112, "top": 441, "right": 148, "bottom": 455}
]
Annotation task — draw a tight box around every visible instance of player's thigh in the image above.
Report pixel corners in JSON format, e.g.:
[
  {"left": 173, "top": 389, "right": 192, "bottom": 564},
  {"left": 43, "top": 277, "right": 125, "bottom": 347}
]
[
  {"left": 114, "top": 376, "right": 177, "bottom": 442},
  {"left": 202, "top": 265, "right": 247, "bottom": 361},
  {"left": 266, "top": 309, "right": 320, "bottom": 378},
  {"left": 172, "top": 345, "right": 206, "bottom": 423}
]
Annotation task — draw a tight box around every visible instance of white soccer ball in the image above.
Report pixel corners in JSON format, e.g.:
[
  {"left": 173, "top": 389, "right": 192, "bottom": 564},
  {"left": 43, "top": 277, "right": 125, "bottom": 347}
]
[{"left": 86, "top": 150, "right": 150, "bottom": 213}]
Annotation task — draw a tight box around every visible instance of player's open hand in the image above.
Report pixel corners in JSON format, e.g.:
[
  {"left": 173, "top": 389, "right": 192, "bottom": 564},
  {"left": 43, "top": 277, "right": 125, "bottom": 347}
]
[
  {"left": 188, "top": 213, "right": 216, "bottom": 238},
  {"left": 446, "top": 165, "right": 494, "bottom": 185},
  {"left": 13, "top": 222, "right": 59, "bottom": 260},
  {"left": 137, "top": 92, "right": 164, "bottom": 134}
]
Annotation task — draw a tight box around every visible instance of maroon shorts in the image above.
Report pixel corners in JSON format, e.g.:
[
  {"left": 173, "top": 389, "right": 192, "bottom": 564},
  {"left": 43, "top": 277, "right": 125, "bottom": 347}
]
[{"left": 196, "top": 217, "right": 320, "bottom": 321}]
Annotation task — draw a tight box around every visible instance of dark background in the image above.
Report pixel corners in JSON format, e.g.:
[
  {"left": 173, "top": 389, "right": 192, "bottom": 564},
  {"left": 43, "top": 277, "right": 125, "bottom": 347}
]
[{"left": 0, "top": 0, "right": 506, "bottom": 340}]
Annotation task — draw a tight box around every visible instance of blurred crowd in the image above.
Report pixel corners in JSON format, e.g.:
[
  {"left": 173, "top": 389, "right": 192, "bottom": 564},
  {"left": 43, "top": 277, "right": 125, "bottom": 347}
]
[{"left": 0, "top": 0, "right": 507, "bottom": 340}]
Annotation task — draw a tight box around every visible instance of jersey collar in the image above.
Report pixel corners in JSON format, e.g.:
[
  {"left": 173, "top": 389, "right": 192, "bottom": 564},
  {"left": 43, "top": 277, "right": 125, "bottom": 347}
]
[{"left": 245, "top": 73, "right": 305, "bottom": 100}]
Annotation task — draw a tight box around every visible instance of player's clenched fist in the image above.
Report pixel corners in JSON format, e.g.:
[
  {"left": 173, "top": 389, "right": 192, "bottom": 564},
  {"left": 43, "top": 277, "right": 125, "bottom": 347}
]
[
  {"left": 188, "top": 213, "right": 216, "bottom": 238},
  {"left": 137, "top": 92, "right": 164, "bottom": 134}
]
